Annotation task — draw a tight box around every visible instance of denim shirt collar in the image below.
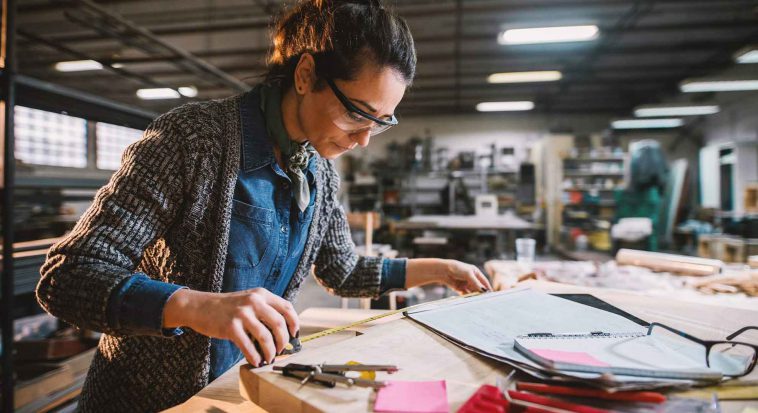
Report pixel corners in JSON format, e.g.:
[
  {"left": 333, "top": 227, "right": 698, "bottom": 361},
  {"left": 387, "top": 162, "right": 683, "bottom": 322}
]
[{"left": 239, "top": 86, "right": 317, "bottom": 182}]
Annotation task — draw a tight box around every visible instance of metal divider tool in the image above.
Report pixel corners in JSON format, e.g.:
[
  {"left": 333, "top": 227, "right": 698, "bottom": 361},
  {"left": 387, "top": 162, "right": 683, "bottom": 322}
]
[{"left": 273, "top": 363, "right": 398, "bottom": 389}]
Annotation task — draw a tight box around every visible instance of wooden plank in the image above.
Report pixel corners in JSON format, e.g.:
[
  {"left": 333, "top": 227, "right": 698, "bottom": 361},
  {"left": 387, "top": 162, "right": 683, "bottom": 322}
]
[
  {"left": 163, "top": 331, "right": 360, "bottom": 412},
  {"left": 14, "top": 364, "right": 75, "bottom": 409},
  {"left": 616, "top": 248, "right": 723, "bottom": 276},
  {"left": 14, "top": 348, "right": 95, "bottom": 411},
  {"left": 240, "top": 319, "right": 512, "bottom": 413}
]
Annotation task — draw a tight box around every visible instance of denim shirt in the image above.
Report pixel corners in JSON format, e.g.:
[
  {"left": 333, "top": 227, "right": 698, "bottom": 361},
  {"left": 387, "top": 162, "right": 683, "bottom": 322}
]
[
  {"left": 209, "top": 87, "right": 320, "bottom": 380},
  {"left": 105, "top": 86, "right": 407, "bottom": 382}
]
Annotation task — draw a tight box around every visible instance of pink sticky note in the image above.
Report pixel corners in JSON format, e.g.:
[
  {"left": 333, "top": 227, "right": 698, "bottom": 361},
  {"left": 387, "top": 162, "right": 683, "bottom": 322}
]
[
  {"left": 374, "top": 380, "right": 449, "bottom": 413},
  {"left": 532, "top": 349, "right": 610, "bottom": 367}
]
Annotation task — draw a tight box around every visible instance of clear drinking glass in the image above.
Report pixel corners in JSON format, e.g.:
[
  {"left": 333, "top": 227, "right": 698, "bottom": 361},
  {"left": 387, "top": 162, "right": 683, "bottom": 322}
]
[{"left": 516, "top": 238, "right": 536, "bottom": 270}]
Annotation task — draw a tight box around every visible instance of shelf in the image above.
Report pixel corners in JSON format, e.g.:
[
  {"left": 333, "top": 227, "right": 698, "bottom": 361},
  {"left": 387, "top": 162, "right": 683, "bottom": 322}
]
[
  {"left": 375, "top": 169, "right": 517, "bottom": 178},
  {"left": 563, "top": 187, "right": 620, "bottom": 192},
  {"left": 563, "top": 171, "right": 624, "bottom": 177},
  {"left": 15, "top": 175, "right": 110, "bottom": 189},
  {"left": 564, "top": 157, "right": 625, "bottom": 162},
  {"left": 564, "top": 201, "right": 616, "bottom": 207}
]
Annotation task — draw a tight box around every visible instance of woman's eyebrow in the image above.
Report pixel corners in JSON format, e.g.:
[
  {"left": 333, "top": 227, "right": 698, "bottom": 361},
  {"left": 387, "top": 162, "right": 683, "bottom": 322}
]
[
  {"left": 349, "top": 97, "right": 377, "bottom": 113},
  {"left": 350, "top": 97, "right": 393, "bottom": 118}
]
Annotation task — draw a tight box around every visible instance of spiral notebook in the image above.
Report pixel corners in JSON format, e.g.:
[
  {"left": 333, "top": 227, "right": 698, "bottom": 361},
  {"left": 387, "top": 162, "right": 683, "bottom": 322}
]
[{"left": 514, "top": 332, "right": 723, "bottom": 381}]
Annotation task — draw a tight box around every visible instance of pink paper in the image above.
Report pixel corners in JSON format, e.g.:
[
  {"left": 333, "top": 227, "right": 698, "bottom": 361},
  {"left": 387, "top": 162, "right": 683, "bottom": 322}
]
[
  {"left": 374, "top": 380, "right": 449, "bottom": 413},
  {"left": 532, "top": 349, "right": 610, "bottom": 367}
]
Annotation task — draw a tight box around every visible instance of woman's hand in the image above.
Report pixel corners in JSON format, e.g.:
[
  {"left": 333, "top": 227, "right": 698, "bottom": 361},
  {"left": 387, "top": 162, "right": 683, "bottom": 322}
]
[
  {"left": 406, "top": 258, "right": 493, "bottom": 295},
  {"left": 163, "top": 288, "right": 299, "bottom": 367}
]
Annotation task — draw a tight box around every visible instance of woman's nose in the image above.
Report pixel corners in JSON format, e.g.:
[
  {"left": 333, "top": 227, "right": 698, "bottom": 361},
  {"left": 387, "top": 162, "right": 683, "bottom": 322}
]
[{"left": 352, "top": 129, "right": 371, "bottom": 148}]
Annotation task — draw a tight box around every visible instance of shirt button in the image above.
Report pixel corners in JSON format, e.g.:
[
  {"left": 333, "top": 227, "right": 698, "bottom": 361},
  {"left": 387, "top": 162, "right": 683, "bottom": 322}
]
[{"left": 281, "top": 226, "right": 287, "bottom": 233}]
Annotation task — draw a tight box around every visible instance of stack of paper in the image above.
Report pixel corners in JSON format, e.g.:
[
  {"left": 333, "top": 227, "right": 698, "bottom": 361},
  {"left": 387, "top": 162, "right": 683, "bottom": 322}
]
[{"left": 406, "top": 288, "right": 723, "bottom": 390}]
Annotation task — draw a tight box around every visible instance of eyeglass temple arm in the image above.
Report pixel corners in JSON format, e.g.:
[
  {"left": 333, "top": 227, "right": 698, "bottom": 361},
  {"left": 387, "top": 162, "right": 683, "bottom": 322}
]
[
  {"left": 647, "top": 322, "right": 707, "bottom": 344},
  {"left": 325, "top": 78, "right": 397, "bottom": 126},
  {"left": 726, "top": 326, "right": 758, "bottom": 341}
]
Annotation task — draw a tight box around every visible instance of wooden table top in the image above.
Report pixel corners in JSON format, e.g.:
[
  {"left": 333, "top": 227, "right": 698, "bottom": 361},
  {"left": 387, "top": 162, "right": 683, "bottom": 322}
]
[{"left": 166, "top": 281, "right": 758, "bottom": 412}]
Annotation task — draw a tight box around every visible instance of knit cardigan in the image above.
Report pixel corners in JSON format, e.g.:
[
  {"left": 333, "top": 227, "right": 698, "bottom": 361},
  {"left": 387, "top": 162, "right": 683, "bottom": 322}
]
[{"left": 36, "top": 93, "right": 385, "bottom": 412}]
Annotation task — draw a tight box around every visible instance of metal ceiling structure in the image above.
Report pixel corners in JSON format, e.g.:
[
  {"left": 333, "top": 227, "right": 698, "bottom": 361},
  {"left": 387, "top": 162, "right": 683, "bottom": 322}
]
[{"left": 16, "top": 0, "right": 758, "bottom": 117}]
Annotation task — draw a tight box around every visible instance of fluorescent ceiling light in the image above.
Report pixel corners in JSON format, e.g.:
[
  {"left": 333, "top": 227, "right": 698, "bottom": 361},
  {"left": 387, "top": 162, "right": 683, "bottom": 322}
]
[
  {"left": 476, "top": 101, "right": 534, "bottom": 112},
  {"left": 612, "top": 118, "right": 683, "bottom": 129},
  {"left": 488, "top": 71, "right": 562, "bottom": 83},
  {"left": 498, "top": 25, "right": 599, "bottom": 45},
  {"left": 178, "top": 86, "right": 198, "bottom": 97},
  {"left": 735, "top": 47, "right": 758, "bottom": 64},
  {"left": 137, "top": 88, "right": 181, "bottom": 100},
  {"left": 54, "top": 60, "right": 103, "bottom": 72},
  {"left": 634, "top": 104, "right": 719, "bottom": 117},
  {"left": 680, "top": 79, "right": 758, "bottom": 92}
]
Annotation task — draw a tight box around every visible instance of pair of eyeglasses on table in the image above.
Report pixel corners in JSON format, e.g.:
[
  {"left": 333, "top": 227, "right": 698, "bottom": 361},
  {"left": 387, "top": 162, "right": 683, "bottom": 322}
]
[{"left": 647, "top": 323, "right": 758, "bottom": 378}]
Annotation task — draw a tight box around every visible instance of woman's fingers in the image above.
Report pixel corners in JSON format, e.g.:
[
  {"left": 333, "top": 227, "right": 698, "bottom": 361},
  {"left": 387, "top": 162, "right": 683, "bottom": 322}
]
[
  {"left": 254, "top": 302, "right": 290, "bottom": 355},
  {"left": 474, "top": 267, "right": 492, "bottom": 291},
  {"left": 241, "top": 314, "right": 277, "bottom": 364},
  {"left": 463, "top": 265, "right": 485, "bottom": 293},
  {"left": 265, "top": 293, "right": 300, "bottom": 338},
  {"left": 230, "top": 321, "right": 261, "bottom": 367}
]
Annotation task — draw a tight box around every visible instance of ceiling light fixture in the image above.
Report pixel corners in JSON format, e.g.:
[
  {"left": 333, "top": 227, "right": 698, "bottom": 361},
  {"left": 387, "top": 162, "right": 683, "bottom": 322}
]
[
  {"left": 634, "top": 104, "right": 720, "bottom": 117},
  {"left": 178, "top": 86, "right": 198, "bottom": 98},
  {"left": 137, "top": 86, "right": 197, "bottom": 100},
  {"left": 54, "top": 60, "right": 104, "bottom": 72},
  {"left": 735, "top": 47, "right": 758, "bottom": 64},
  {"left": 136, "top": 88, "right": 181, "bottom": 100},
  {"left": 498, "top": 25, "right": 599, "bottom": 45},
  {"left": 680, "top": 79, "right": 758, "bottom": 92},
  {"left": 476, "top": 101, "right": 535, "bottom": 112},
  {"left": 611, "top": 118, "right": 684, "bottom": 129},
  {"left": 488, "top": 71, "right": 563, "bottom": 84}
]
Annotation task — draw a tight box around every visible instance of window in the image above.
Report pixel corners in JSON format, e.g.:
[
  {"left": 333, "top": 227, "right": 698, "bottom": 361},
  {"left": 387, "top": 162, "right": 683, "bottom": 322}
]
[
  {"left": 96, "top": 123, "right": 143, "bottom": 170},
  {"left": 14, "top": 106, "right": 87, "bottom": 168}
]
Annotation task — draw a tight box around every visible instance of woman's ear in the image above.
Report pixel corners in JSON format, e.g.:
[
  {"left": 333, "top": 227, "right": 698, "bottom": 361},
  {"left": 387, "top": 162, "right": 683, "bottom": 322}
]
[{"left": 294, "top": 53, "right": 317, "bottom": 95}]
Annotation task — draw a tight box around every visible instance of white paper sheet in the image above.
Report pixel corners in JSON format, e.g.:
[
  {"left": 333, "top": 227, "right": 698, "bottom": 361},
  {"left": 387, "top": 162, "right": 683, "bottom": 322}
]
[{"left": 406, "top": 288, "right": 716, "bottom": 387}]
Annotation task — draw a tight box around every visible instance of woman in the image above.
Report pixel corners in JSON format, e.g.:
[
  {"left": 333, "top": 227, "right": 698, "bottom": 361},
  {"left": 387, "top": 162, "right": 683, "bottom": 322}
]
[{"left": 36, "top": 0, "right": 491, "bottom": 411}]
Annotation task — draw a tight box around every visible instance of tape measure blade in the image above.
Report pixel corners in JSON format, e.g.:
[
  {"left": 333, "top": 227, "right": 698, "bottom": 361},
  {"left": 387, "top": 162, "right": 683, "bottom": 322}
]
[{"left": 300, "top": 291, "right": 481, "bottom": 343}]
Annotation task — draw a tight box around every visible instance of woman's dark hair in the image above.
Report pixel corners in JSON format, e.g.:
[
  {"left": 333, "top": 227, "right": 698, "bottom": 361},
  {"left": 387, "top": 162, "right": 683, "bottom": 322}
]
[{"left": 265, "top": 0, "right": 416, "bottom": 89}]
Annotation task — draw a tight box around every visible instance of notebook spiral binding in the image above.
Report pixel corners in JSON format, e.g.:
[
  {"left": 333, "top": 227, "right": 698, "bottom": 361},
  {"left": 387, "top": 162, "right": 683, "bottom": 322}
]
[{"left": 518, "top": 332, "right": 647, "bottom": 339}]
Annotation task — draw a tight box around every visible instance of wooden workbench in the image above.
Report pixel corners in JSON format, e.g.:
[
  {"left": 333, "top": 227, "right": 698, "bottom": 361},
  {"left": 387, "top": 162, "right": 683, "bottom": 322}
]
[{"left": 166, "top": 281, "right": 758, "bottom": 412}]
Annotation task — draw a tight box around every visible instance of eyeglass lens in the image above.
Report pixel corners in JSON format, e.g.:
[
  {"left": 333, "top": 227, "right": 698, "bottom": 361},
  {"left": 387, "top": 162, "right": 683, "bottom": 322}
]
[
  {"left": 648, "top": 324, "right": 708, "bottom": 366},
  {"left": 709, "top": 343, "right": 756, "bottom": 376},
  {"left": 330, "top": 107, "right": 393, "bottom": 136},
  {"left": 650, "top": 324, "right": 757, "bottom": 376}
]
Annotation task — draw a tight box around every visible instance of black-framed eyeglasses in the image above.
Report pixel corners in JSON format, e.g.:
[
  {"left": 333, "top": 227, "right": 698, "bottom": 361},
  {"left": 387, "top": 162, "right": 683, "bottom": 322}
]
[
  {"left": 647, "top": 322, "right": 758, "bottom": 377},
  {"left": 325, "top": 77, "right": 398, "bottom": 136}
]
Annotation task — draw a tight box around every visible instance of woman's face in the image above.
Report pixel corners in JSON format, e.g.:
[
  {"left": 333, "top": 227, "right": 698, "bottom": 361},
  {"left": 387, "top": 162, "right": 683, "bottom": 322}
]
[{"left": 293, "top": 55, "right": 407, "bottom": 160}]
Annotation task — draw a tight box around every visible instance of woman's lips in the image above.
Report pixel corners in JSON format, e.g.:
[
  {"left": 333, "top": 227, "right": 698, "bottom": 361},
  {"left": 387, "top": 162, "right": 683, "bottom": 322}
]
[{"left": 333, "top": 142, "right": 351, "bottom": 151}]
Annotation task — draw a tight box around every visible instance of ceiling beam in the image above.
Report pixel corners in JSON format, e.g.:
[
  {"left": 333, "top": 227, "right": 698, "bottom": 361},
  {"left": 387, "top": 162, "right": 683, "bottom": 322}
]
[
  {"left": 20, "top": 39, "right": 751, "bottom": 71},
  {"left": 24, "top": 12, "right": 758, "bottom": 44}
]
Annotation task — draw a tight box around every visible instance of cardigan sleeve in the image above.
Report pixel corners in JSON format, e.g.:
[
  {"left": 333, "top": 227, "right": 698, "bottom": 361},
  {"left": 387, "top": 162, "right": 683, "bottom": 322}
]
[
  {"left": 36, "top": 111, "right": 189, "bottom": 337},
  {"left": 311, "top": 164, "right": 407, "bottom": 298},
  {"left": 312, "top": 201, "right": 383, "bottom": 298}
]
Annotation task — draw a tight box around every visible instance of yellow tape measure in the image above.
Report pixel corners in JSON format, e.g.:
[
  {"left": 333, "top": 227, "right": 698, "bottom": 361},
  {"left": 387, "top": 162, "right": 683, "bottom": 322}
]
[{"left": 290, "top": 291, "right": 481, "bottom": 349}]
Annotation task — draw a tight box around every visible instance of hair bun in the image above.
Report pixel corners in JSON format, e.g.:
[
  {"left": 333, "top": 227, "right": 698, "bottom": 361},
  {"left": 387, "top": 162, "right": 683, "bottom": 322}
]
[{"left": 267, "top": 0, "right": 415, "bottom": 88}]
